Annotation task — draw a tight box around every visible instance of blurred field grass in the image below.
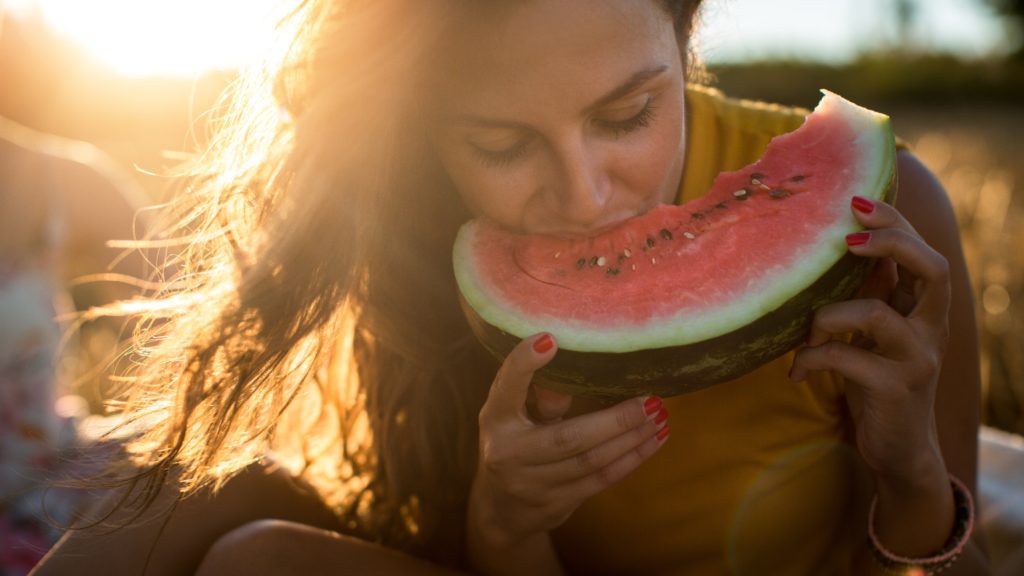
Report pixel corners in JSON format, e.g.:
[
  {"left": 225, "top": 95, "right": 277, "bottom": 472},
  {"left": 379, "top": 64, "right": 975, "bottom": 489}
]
[{"left": 892, "top": 105, "right": 1024, "bottom": 436}]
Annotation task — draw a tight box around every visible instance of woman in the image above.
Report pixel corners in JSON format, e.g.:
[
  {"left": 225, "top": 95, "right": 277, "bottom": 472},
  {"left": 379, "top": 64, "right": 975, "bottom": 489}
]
[{"left": 34, "top": 1, "right": 988, "bottom": 574}]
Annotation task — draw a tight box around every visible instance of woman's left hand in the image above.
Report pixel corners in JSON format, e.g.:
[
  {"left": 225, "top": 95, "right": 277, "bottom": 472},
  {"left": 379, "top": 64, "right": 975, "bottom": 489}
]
[{"left": 789, "top": 195, "right": 951, "bottom": 481}]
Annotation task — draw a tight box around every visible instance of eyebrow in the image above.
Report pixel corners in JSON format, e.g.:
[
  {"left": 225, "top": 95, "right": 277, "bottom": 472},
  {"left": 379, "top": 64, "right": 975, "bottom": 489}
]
[{"left": 449, "top": 64, "right": 670, "bottom": 129}]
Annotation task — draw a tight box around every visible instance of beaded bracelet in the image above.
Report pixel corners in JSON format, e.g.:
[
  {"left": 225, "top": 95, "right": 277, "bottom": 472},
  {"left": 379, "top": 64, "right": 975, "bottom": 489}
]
[{"left": 867, "top": 474, "right": 975, "bottom": 575}]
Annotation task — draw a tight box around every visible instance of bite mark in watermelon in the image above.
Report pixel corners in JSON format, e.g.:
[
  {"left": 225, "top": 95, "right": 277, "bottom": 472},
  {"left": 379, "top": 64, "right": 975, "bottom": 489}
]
[{"left": 453, "top": 91, "right": 897, "bottom": 400}]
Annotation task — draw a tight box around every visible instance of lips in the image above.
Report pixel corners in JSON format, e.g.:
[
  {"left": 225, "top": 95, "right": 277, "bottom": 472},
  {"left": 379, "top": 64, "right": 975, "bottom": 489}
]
[{"left": 527, "top": 203, "right": 664, "bottom": 239}]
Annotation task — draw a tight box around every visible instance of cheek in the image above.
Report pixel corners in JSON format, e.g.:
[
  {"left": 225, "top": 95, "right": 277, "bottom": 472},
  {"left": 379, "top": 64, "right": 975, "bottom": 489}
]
[
  {"left": 615, "top": 105, "right": 684, "bottom": 201},
  {"left": 435, "top": 148, "right": 534, "bottom": 223}
]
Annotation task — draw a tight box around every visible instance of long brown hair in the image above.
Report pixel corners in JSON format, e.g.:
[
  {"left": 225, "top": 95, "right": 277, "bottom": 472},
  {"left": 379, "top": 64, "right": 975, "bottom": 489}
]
[{"left": 98, "top": 0, "right": 705, "bottom": 566}]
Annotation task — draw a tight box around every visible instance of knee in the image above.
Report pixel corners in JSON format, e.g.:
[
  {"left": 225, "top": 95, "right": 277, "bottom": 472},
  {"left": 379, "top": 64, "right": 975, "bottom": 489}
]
[{"left": 195, "top": 519, "right": 302, "bottom": 576}]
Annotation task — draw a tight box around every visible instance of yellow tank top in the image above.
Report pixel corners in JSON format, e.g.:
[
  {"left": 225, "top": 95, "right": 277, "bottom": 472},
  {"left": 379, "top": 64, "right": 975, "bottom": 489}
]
[{"left": 551, "top": 85, "right": 875, "bottom": 575}]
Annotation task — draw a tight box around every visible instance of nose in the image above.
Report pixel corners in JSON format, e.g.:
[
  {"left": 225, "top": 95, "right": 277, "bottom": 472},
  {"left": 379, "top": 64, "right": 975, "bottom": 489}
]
[{"left": 547, "top": 138, "right": 612, "bottom": 233}]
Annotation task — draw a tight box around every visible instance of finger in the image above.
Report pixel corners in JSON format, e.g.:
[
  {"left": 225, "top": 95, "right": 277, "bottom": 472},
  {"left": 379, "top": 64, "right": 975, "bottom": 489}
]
[
  {"left": 552, "top": 423, "right": 670, "bottom": 502},
  {"left": 805, "top": 298, "right": 915, "bottom": 356},
  {"left": 483, "top": 333, "right": 557, "bottom": 424},
  {"left": 790, "top": 339, "right": 893, "bottom": 393},
  {"left": 535, "top": 407, "right": 669, "bottom": 483},
  {"left": 523, "top": 395, "right": 664, "bottom": 464},
  {"left": 850, "top": 197, "right": 924, "bottom": 316},
  {"left": 530, "top": 385, "right": 573, "bottom": 423},
  {"left": 844, "top": 228, "right": 950, "bottom": 323},
  {"left": 855, "top": 256, "right": 898, "bottom": 302},
  {"left": 850, "top": 195, "right": 917, "bottom": 235}
]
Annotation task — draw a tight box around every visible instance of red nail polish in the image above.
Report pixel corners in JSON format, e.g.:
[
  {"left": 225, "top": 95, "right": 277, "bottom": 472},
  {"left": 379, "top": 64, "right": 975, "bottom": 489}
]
[
  {"left": 644, "top": 396, "right": 663, "bottom": 416},
  {"left": 656, "top": 424, "right": 671, "bottom": 442},
  {"left": 533, "top": 334, "right": 554, "bottom": 354},
  {"left": 851, "top": 196, "right": 875, "bottom": 214},
  {"left": 654, "top": 408, "right": 669, "bottom": 425},
  {"left": 846, "top": 232, "right": 870, "bottom": 247}
]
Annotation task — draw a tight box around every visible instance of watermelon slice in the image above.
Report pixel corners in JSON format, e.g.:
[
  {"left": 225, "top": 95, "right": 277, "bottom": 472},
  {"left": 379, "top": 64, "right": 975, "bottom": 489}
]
[{"left": 453, "top": 91, "right": 897, "bottom": 400}]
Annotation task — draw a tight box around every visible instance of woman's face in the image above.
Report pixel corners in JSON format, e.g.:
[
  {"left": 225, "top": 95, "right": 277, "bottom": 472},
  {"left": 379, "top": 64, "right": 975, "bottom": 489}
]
[{"left": 432, "top": 0, "right": 687, "bottom": 237}]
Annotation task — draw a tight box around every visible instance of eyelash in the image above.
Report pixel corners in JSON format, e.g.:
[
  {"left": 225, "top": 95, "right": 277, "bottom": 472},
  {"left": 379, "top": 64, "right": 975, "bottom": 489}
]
[
  {"left": 471, "top": 99, "right": 658, "bottom": 168},
  {"left": 598, "top": 100, "right": 657, "bottom": 139},
  {"left": 473, "top": 139, "right": 532, "bottom": 168}
]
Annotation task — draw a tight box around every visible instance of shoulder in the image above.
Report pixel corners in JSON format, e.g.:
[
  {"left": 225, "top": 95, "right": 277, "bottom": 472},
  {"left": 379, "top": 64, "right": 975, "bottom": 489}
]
[
  {"left": 893, "top": 150, "right": 982, "bottom": 489},
  {"left": 685, "top": 83, "right": 808, "bottom": 138},
  {"left": 893, "top": 149, "right": 960, "bottom": 253},
  {"left": 679, "top": 85, "right": 809, "bottom": 201}
]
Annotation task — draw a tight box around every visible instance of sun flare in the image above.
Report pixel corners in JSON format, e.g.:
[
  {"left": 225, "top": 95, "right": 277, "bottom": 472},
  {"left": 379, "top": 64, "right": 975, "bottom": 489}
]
[{"left": 12, "top": 0, "right": 286, "bottom": 77}]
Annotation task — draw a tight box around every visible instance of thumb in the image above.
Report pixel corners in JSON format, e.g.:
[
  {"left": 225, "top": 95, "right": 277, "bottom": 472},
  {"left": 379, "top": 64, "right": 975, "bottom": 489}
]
[
  {"left": 530, "top": 384, "right": 573, "bottom": 423},
  {"left": 485, "top": 333, "right": 558, "bottom": 421}
]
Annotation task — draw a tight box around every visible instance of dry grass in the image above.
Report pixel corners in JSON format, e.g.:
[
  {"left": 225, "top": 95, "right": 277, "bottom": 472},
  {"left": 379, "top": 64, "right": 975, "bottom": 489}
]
[{"left": 887, "top": 104, "right": 1024, "bottom": 435}]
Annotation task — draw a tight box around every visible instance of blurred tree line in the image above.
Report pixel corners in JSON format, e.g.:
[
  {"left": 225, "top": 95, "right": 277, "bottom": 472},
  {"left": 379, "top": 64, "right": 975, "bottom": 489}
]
[{"left": 986, "top": 0, "right": 1024, "bottom": 58}]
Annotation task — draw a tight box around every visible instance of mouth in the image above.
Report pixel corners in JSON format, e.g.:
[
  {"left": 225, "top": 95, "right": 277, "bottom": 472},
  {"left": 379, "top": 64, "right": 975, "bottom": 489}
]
[{"left": 538, "top": 204, "right": 663, "bottom": 239}]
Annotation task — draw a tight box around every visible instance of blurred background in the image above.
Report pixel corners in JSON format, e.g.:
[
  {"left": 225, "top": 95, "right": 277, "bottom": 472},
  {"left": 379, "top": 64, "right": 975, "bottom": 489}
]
[{"left": 0, "top": 0, "right": 1021, "bottom": 434}]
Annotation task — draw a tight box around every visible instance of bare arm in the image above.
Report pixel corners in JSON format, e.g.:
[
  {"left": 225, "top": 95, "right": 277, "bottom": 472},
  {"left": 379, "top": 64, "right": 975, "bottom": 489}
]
[
  {"left": 794, "top": 150, "right": 988, "bottom": 574},
  {"left": 862, "top": 150, "right": 988, "bottom": 574},
  {"left": 31, "top": 464, "right": 345, "bottom": 576}
]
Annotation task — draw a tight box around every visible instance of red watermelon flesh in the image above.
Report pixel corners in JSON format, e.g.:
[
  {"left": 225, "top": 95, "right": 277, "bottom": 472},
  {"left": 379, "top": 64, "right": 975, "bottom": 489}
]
[{"left": 453, "top": 91, "right": 896, "bottom": 398}]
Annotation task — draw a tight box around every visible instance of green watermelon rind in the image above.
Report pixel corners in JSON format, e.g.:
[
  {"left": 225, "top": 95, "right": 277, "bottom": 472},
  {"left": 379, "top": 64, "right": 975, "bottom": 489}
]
[{"left": 454, "top": 91, "right": 895, "bottom": 356}]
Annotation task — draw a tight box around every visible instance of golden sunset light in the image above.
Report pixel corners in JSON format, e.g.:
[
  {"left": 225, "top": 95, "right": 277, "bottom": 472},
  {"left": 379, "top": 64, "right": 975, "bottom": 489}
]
[
  {"left": 1, "top": 0, "right": 1022, "bottom": 573},
  {"left": 8, "top": 0, "right": 285, "bottom": 76}
]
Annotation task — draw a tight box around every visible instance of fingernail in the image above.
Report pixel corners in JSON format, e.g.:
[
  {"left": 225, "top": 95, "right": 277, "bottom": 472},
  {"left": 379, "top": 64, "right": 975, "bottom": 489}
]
[
  {"left": 533, "top": 334, "right": 554, "bottom": 354},
  {"left": 654, "top": 407, "right": 669, "bottom": 425},
  {"left": 851, "top": 196, "right": 875, "bottom": 214},
  {"left": 643, "top": 396, "right": 663, "bottom": 416},
  {"left": 656, "top": 424, "right": 671, "bottom": 443},
  {"left": 845, "top": 232, "right": 870, "bottom": 247}
]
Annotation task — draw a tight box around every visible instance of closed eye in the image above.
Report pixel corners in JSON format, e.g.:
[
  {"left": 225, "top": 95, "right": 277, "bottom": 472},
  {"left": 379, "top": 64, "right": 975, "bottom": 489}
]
[
  {"left": 471, "top": 137, "right": 532, "bottom": 167},
  {"left": 595, "top": 96, "right": 657, "bottom": 139}
]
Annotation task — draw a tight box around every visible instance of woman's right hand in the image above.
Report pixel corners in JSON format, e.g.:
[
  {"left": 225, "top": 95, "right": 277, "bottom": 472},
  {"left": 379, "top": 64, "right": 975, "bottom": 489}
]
[{"left": 465, "top": 333, "right": 670, "bottom": 573}]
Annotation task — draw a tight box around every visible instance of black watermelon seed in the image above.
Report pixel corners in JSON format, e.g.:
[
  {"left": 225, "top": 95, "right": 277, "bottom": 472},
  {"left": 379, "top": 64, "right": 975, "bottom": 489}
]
[
  {"left": 660, "top": 229, "right": 673, "bottom": 240},
  {"left": 691, "top": 212, "right": 705, "bottom": 220},
  {"left": 606, "top": 267, "right": 621, "bottom": 276},
  {"left": 751, "top": 172, "right": 765, "bottom": 181},
  {"left": 769, "top": 189, "right": 791, "bottom": 199},
  {"left": 646, "top": 237, "right": 656, "bottom": 248},
  {"left": 589, "top": 256, "right": 600, "bottom": 267},
  {"left": 576, "top": 258, "right": 587, "bottom": 269},
  {"left": 715, "top": 201, "right": 728, "bottom": 209},
  {"left": 790, "top": 175, "right": 807, "bottom": 182}
]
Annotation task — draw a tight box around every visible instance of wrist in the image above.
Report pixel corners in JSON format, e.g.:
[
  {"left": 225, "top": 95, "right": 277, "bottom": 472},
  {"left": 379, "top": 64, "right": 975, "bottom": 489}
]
[
  {"left": 872, "top": 441, "right": 947, "bottom": 497},
  {"left": 465, "top": 499, "right": 560, "bottom": 576},
  {"left": 870, "top": 457, "right": 956, "bottom": 559},
  {"left": 867, "top": 474, "right": 975, "bottom": 574},
  {"left": 465, "top": 479, "right": 564, "bottom": 576},
  {"left": 466, "top": 479, "right": 519, "bottom": 551}
]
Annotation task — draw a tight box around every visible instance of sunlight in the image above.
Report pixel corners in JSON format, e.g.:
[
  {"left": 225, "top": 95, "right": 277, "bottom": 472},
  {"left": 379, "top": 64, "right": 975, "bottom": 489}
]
[{"left": 18, "top": 0, "right": 285, "bottom": 77}]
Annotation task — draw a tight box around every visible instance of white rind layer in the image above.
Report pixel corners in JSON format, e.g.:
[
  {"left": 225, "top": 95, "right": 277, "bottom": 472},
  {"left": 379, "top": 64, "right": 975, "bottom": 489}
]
[{"left": 453, "top": 91, "right": 896, "bottom": 352}]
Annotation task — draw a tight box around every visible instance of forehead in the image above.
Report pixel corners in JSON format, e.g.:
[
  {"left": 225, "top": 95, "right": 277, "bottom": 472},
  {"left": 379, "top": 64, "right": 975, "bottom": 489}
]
[{"left": 435, "top": 0, "right": 680, "bottom": 115}]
